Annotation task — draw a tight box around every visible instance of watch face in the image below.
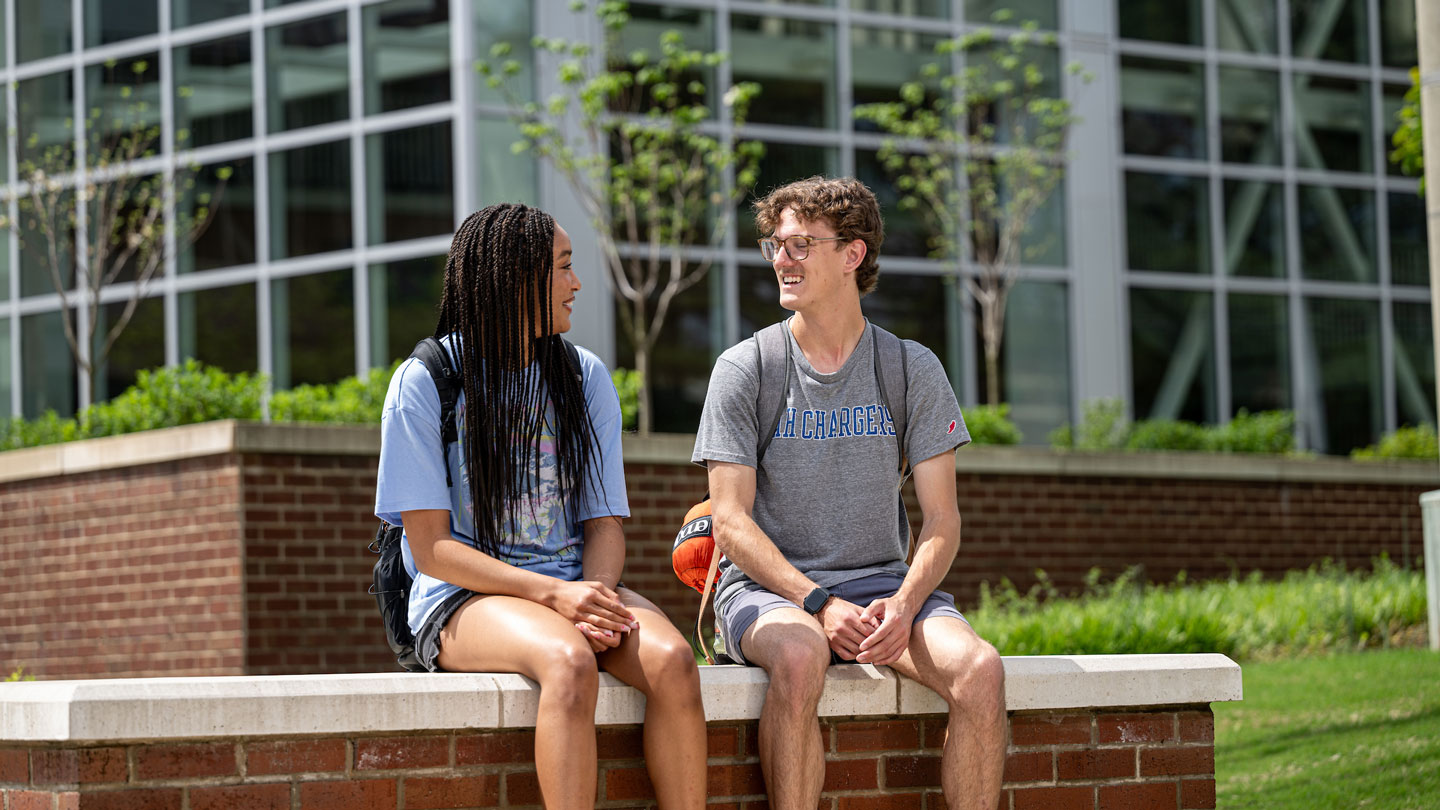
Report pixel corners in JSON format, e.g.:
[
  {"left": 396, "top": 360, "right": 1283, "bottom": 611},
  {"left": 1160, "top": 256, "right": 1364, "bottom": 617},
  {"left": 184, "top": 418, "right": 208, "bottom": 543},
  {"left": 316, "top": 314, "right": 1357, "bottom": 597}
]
[{"left": 804, "top": 588, "right": 829, "bottom": 613}]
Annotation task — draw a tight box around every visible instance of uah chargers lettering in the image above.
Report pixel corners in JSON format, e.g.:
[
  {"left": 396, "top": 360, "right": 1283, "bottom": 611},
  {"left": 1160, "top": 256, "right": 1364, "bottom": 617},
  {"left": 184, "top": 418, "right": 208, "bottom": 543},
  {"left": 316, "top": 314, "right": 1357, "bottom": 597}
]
[{"left": 771, "top": 403, "right": 896, "bottom": 441}]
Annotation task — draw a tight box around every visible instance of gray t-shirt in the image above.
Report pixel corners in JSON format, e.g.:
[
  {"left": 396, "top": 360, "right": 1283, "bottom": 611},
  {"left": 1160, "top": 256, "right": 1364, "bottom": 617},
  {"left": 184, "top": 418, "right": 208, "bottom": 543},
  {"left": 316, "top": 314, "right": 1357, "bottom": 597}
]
[{"left": 692, "top": 320, "right": 969, "bottom": 613}]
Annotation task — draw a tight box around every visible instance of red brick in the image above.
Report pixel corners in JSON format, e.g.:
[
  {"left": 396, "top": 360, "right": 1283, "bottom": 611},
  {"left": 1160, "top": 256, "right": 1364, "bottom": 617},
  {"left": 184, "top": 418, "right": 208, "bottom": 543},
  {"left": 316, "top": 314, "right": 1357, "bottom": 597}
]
[
  {"left": 837, "top": 794, "right": 923, "bottom": 810},
  {"left": 1099, "top": 781, "right": 1178, "bottom": 809},
  {"left": 0, "top": 750, "right": 30, "bottom": 783},
  {"left": 884, "top": 755, "right": 941, "bottom": 789},
  {"left": 190, "top": 783, "right": 290, "bottom": 810},
  {"left": 75, "top": 788, "right": 183, "bottom": 810},
  {"left": 504, "top": 771, "right": 540, "bottom": 806},
  {"left": 835, "top": 721, "right": 921, "bottom": 753},
  {"left": 1057, "top": 748, "right": 1136, "bottom": 780},
  {"left": 708, "top": 726, "right": 741, "bottom": 757},
  {"left": 1180, "top": 778, "right": 1216, "bottom": 809},
  {"left": 922, "top": 720, "right": 948, "bottom": 750},
  {"left": 596, "top": 728, "right": 645, "bottom": 761},
  {"left": 1141, "top": 747, "right": 1214, "bottom": 777},
  {"left": 354, "top": 737, "right": 448, "bottom": 771},
  {"left": 245, "top": 739, "right": 346, "bottom": 775},
  {"left": 1098, "top": 714, "right": 1175, "bottom": 745},
  {"left": 456, "top": 731, "right": 534, "bottom": 766},
  {"left": 32, "top": 749, "right": 127, "bottom": 785},
  {"left": 1177, "top": 713, "right": 1213, "bottom": 743},
  {"left": 1010, "top": 714, "right": 1091, "bottom": 746},
  {"left": 134, "top": 744, "right": 235, "bottom": 781},
  {"left": 298, "top": 779, "right": 397, "bottom": 810},
  {"left": 1003, "top": 751, "right": 1052, "bottom": 783},
  {"left": 1013, "top": 786, "right": 1092, "bottom": 810},
  {"left": 403, "top": 775, "right": 500, "bottom": 809},
  {"left": 824, "top": 758, "right": 878, "bottom": 791},
  {"left": 603, "top": 766, "right": 655, "bottom": 802},
  {"left": 8, "top": 791, "right": 55, "bottom": 810},
  {"left": 708, "top": 763, "right": 766, "bottom": 798}
]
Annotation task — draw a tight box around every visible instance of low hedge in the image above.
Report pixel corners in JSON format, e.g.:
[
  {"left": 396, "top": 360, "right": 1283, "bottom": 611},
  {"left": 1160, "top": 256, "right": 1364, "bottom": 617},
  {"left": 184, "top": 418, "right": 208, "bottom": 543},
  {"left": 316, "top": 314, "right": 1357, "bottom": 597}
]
[{"left": 1049, "top": 398, "right": 1297, "bottom": 455}]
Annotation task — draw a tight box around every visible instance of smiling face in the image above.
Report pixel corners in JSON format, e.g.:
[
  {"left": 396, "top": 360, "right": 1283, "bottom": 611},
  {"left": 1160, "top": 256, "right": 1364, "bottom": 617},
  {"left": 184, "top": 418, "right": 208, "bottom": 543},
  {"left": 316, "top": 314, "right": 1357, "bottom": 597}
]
[
  {"left": 771, "top": 207, "right": 865, "bottom": 314},
  {"left": 540, "top": 223, "right": 580, "bottom": 337}
]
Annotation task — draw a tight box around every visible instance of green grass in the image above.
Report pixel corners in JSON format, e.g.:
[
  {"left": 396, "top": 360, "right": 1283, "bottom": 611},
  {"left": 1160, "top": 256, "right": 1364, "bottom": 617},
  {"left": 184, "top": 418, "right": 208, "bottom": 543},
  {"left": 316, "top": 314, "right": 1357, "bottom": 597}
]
[{"left": 1216, "top": 648, "right": 1440, "bottom": 809}]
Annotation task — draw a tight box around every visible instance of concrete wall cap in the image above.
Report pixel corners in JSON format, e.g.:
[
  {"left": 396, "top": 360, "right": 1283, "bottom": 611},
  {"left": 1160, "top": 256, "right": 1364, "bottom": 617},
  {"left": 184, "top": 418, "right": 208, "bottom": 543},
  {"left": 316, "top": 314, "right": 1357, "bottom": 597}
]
[{"left": 0, "top": 654, "right": 1240, "bottom": 743}]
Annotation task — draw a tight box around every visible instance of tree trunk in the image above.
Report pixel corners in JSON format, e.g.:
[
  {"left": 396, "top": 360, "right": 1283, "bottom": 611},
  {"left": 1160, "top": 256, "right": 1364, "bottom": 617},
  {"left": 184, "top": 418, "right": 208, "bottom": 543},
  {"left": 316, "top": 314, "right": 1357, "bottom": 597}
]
[
  {"left": 984, "top": 341, "right": 1002, "bottom": 407},
  {"left": 635, "top": 344, "right": 653, "bottom": 436}
]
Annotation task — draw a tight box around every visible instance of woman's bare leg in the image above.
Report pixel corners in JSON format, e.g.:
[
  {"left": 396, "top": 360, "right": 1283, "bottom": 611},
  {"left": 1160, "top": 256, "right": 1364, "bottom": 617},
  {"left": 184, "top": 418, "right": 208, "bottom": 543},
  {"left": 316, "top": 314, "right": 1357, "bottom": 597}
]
[
  {"left": 438, "top": 594, "right": 601, "bottom": 810},
  {"left": 598, "top": 589, "right": 707, "bottom": 810}
]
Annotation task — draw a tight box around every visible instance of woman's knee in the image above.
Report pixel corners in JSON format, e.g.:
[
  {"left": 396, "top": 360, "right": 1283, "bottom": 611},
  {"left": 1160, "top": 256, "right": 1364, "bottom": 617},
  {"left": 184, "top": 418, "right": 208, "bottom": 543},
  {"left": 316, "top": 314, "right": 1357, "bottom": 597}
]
[
  {"left": 536, "top": 640, "right": 600, "bottom": 709},
  {"left": 637, "top": 634, "right": 701, "bottom": 699}
]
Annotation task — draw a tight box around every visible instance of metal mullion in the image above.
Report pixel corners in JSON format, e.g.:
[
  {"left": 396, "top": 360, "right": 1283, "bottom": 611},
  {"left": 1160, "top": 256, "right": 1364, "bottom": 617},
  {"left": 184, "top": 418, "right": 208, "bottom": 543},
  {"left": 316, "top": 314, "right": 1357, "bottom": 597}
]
[
  {"left": 262, "top": 120, "right": 357, "bottom": 153},
  {"left": 952, "top": 13, "right": 976, "bottom": 406},
  {"left": 1288, "top": 55, "right": 1382, "bottom": 81},
  {"left": 251, "top": 0, "right": 272, "bottom": 415},
  {"left": 1366, "top": 0, "right": 1394, "bottom": 433},
  {"left": 1119, "top": 154, "right": 1215, "bottom": 177},
  {"left": 836, "top": 12, "right": 853, "bottom": 177},
  {"left": 161, "top": 0, "right": 179, "bottom": 368},
  {"left": 1292, "top": 166, "right": 1387, "bottom": 189},
  {"left": 1295, "top": 279, "right": 1386, "bottom": 299},
  {"left": 360, "top": 102, "right": 454, "bottom": 136},
  {"left": 71, "top": 0, "right": 90, "bottom": 407},
  {"left": 1277, "top": 0, "right": 1312, "bottom": 449},
  {"left": 349, "top": 1, "right": 368, "bottom": 376},
  {"left": 259, "top": 0, "right": 352, "bottom": 28},
  {"left": 1128, "top": 271, "right": 1236, "bottom": 291},
  {"left": 1114, "top": 39, "right": 1208, "bottom": 62},
  {"left": 1204, "top": 0, "right": 1230, "bottom": 422},
  {"left": 716, "top": 3, "right": 739, "bottom": 352},
  {"left": 734, "top": 122, "right": 846, "bottom": 147},
  {"left": 6, "top": 0, "right": 19, "bottom": 416},
  {"left": 1211, "top": 49, "right": 1286, "bottom": 71},
  {"left": 727, "top": 1, "right": 837, "bottom": 24},
  {"left": 450, "top": 0, "right": 474, "bottom": 222},
  {"left": 1391, "top": 285, "right": 1435, "bottom": 302}
]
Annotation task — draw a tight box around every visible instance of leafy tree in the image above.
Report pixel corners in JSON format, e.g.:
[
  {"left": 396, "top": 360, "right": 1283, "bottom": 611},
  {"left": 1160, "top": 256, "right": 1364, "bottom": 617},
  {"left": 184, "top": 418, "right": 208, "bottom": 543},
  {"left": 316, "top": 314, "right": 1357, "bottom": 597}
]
[
  {"left": 0, "top": 58, "right": 229, "bottom": 409},
  {"left": 854, "top": 14, "right": 1085, "bottom": 406},
  {"left": 1391, "top": 67, "right": 1424, "bottom": 194},
  {"left": 482, "top": 0, "right": 762, "bottom": 434}
]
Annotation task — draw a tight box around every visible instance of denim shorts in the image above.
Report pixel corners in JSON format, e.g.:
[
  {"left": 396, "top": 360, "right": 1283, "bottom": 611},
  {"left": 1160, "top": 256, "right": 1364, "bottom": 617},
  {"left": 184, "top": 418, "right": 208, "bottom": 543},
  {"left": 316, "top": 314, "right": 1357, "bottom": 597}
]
[{"left": 716, "top": 572, "right": 967, "bottom": 666}]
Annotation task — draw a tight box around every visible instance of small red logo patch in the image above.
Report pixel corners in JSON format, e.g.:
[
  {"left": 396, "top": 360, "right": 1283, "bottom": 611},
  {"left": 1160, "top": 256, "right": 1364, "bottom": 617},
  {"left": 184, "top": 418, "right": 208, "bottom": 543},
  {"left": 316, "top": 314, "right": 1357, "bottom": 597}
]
[{"left": 947, "top": 420, "right": 957, "bottom": 435}]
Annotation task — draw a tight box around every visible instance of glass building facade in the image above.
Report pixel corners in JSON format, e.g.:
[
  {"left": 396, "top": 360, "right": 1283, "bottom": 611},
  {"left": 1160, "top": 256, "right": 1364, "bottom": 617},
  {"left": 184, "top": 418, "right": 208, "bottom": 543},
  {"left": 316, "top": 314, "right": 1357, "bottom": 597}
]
[{"left": 0, "top": 0, "right": 1426, "bottom": 454}]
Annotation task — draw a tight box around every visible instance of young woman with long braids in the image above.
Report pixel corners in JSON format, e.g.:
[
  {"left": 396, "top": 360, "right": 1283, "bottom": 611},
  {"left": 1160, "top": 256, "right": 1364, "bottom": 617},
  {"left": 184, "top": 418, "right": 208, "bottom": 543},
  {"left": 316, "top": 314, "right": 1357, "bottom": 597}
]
[{"left": 376, "top": 203, "right": 706, "bottom": 809}]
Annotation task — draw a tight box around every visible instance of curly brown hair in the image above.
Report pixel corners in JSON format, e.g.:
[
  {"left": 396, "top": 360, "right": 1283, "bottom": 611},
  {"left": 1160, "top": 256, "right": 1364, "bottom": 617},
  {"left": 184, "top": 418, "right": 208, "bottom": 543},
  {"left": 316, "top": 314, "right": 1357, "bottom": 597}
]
[{"left": 753, "top": 175, "right": 885, "bottom": 296}]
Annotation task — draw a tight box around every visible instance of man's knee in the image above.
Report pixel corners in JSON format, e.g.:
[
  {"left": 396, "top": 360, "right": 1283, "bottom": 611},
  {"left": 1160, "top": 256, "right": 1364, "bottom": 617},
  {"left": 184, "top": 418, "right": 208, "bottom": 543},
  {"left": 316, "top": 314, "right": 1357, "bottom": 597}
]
[
  {"left": 752, "top": 624, "right": 830, "bottom": 710},
  {"left": 941, "top": 638, "right": 1005, "bottom": 713}
]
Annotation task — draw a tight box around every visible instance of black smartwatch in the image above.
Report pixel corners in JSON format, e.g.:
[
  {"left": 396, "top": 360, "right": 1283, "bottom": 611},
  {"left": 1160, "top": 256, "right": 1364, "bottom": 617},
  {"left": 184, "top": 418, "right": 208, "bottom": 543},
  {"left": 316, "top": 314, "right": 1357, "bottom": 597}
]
[{"left": 802, "top": 586, "right": 831, "bottom": 615}]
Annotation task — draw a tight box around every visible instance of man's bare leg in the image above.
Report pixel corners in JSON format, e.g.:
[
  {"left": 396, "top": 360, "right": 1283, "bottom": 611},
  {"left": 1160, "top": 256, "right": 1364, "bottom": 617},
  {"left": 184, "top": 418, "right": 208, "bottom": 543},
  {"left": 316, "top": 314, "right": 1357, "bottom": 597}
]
[
  {"left": 740, "top": 609, "right": 831, "bottom": 810},
  {"left": 889, "top": 617, "right": 1006, "bottom": 810}
]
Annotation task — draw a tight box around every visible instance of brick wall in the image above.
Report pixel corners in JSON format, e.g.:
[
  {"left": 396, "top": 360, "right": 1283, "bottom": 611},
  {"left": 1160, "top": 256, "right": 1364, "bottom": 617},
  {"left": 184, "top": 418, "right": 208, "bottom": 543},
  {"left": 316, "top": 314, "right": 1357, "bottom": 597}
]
[{"left": 0, "top": 706, "right": 1216, "bottom": 809}]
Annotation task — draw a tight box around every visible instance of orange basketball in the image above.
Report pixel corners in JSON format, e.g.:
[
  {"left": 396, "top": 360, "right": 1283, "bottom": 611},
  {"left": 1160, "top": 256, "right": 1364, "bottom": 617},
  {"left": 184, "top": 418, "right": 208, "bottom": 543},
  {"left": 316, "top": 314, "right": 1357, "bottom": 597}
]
[{"left": 672, "top": 499, "right": 720, "bottom": 594}]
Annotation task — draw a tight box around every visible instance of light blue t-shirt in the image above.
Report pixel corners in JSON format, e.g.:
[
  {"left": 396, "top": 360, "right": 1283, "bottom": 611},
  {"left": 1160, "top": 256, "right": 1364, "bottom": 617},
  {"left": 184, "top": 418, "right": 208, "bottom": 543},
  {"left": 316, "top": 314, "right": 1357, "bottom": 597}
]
[{"left": 374, "top": 338, "right": 630, "bottom": 634}]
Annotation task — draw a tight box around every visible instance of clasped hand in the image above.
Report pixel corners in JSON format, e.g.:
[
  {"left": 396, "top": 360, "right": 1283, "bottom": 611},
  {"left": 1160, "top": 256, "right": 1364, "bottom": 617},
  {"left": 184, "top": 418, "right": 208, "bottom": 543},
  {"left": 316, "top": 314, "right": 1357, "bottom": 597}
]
[
  {"left": 545, "top": 579, "right": 639, "bottom": 653},
  {"left": 817, "top": 595, "right": 915, "bottom": 666}
]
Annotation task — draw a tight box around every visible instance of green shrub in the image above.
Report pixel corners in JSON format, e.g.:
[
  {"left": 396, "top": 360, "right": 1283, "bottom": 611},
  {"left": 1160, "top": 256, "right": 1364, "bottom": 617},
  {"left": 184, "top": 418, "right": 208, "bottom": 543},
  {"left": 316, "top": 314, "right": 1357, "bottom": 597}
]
[
  {"left": 5, "top": 667, "right": 34, "bottom": 682},
  {"left": 1352, "top": 424, "right": 1439, "bottom": 461},
  {"left": 0, "top": 411, "right": 80, "bottom": 452},
  {"left": 270, "top": 362, "right": 397, "bottom": 424},
  {"left": 1206, "top": 409, "right": 1295, "bottom": 454},
  {"left": 964, "top": 404, "right": 1022, "bottom": 445},
  {"left": 1126, "top": 419, "right": 1206, "bottom": 451},
  {"left": 611, "top": 368, "right": 640, "bottom": 432},
  {"left": 80, "top": 360, "right": 264, "bottom": 438},
  {"left": 1060, "top": 397, "right": 1128, "bottom": 450}
]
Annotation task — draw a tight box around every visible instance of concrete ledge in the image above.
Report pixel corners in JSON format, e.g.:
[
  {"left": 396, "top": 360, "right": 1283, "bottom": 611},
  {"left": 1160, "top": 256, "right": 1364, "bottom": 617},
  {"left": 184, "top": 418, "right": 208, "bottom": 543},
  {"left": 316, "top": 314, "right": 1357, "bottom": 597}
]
[
  {"left": 0, "top": 655, "right": 1241, "bottom": 743},
  {"left": 2, "top": 421, "right": 1435, "bottom": 486}
]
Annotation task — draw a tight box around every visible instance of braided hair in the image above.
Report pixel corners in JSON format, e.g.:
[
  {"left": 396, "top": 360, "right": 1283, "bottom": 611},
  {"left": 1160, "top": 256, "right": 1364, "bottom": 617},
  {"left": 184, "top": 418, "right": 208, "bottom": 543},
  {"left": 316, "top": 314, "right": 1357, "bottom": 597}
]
[{"left": 435, "top": 203, "right": 598, "bottom": 560}]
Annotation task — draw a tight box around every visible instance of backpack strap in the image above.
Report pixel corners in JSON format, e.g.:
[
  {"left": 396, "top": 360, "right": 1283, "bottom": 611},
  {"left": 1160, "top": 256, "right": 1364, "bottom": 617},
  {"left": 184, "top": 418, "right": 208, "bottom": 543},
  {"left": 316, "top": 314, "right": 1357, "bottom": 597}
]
[
  {"left": 753, "top": 320, "right": 793, "bottom": 464},
  {"left": 560, "top": 337, "right": 584, "bottom": 386},
  {"left": 870, "top": 324, "right": 910, "bottom": 479},
  {"left": 410, "top": 337, "right": 462, "bottom": 488}
]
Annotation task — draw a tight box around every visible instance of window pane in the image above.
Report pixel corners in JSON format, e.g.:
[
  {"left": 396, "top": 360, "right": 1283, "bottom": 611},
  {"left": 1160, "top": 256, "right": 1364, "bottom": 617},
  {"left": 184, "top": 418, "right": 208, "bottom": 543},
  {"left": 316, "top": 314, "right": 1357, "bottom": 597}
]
[
  {"left": 1383, "top": 83, "right": 1410, "bottom": 178},
  {"left": 736, "top": 142, "right": 838, "bottom": 247},
  {"left": 614, "top": 277, "right": 710, "bottom": 433},
  {"left": 476, "top": 116, "right": 538, "bottom": 206},
  {"left": 266, "top": 13, "right": 349, "bottom": 133},
  {"left": 1290, "top": 0, "right": 1368, "bottom": 63},
  {"left": 1389, "top": 191, "right": 1428, "bottom": 286},
  {"left": 1130, "top": 288, "right": 1216, "bottom": 423},
  {"left": 367, "top": 122, "right": 453, "bottom": 245},
  {"left": 1304, "top": 297, "right": 1381, "bottom": 453},
  {"left": 984, "top": 280, "right": 1070, "bottom": 443},
  {"left": 856, "top": 149, "right": 939, "bottom": 259},
  {"left": 272, "top": 270, "right": 354, "bottom": 389},
  {"left": 852, "top": 0, "right": 948, "bottom": 17},
  {"left": 1295, "top": 74, "right": 1371, "bottom": 173},
  {"left": 363, "top": 0, "right": 450, "bottom": 115},
  {"left": 966, "top": 0, "right": 1056, "bottom": 28},
  {"left": 270, "top": 141, "right": 352, "bottom": 260},
  {"left": 1379, "top": 0, "right": 1418, "bottom": 69},
  {"left": 1125, "top": 172, "right": 1210, "bottom": 274},
  {"left": 85, "top": 0, "right": 156, "bottom": 48},
  {"left": 1118, "top": 0, "right": 1202, "bottom": 46},
  {"left": 86, "top": 55, "right": 163, "bottom": 157},
  {"left": 865, "top": 273, "right": 948, "bottom": 367},
  {"left": 1219, "top": 67, "right": 1280, "bottom": 164},
  {"left": 22, "top": 310, "right": 75, "bottom": 418},
  {"left": 1217, "top": 0, "right": 1277, "bottom": 53},
  {"left": 1298, "top": 185, "right": 1375, "bottom": 282},
  {"left": 179, "top": 284, "right": 257, "bottom": 373},
  {"left": 739, "top": 263, "right": 786, "bottom": 338},
  {"left": 474, "top": 0, "right": 532, "bottom": 106},
  {"left": 19, "top": 189, "right": 75, "bottom": 297},
  {"left": 1223, "top": 180, "right": 1285, "bottom": 278},
  {"left": 1394, "top": 302, "right": 1435, "bottom": 428},
  {"left": 0, "top": 318, "right": 10, "bottom": 419},
  {"left": 0, "top": 230, "right": 8, "bottom": 302},
  {"left": 175, "top": 34, "right": 254, "bottom": 149},
  {"left": 851, "top": 26, "right": 944, "bottom": 116},
  {"left": 368, "top": 256, "right": 443, "bottom": 367},
  {"left": 16, "top": 0, "right": 72, "bottom": 63},
  {"left": 617, "top": 5, "right": 716, "bottom": 115},
  {"left": 1228, "top": 293, "right": 1290, "bottom": 413},
  {"left": 92, "top": 297, "right": 164, "bottom": 403},
  {"left": 174, "top": 0, "right": 249, "bottom": 28},
  {"left": 17, "top": 70, "right": 74, "bottom": 170},
  {"left": 184, "top": 158, "right": 257, "bottom": 273},
  {"left": 732, "top": 14, "right": 836, "bottom": 129},
  {"left": 1121, "top": 57, "right": 1206, "bottom": 160}
]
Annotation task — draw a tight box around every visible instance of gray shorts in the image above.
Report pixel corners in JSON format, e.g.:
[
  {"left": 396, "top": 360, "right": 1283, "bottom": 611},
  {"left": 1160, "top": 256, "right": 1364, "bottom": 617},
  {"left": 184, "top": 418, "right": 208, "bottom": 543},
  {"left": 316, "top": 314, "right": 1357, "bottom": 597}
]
[{"left": 716, "top": 572, "right": 967, "bottom": 666}]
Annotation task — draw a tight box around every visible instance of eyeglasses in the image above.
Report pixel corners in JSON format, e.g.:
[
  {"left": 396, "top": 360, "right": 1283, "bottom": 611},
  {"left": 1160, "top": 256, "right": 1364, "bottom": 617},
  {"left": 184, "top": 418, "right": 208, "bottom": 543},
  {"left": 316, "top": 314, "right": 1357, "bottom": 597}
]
[{"left": 758, "top": 234, "right": 847, "bottom": 262}]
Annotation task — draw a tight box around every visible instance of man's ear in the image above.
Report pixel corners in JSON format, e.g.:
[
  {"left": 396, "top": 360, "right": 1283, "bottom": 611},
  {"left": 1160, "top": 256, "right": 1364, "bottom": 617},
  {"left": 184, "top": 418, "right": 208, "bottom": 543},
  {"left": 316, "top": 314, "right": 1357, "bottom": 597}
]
[{"left": 845, "top": 238, "right": 867, "bottom": 273}]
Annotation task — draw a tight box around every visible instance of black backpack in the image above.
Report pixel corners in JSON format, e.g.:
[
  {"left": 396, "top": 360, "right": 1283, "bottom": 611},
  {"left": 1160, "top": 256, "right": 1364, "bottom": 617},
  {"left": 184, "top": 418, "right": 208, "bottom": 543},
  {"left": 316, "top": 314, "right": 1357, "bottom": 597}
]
[{"left": 369, "top": 336, "right": 584, "bottom": 672}]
